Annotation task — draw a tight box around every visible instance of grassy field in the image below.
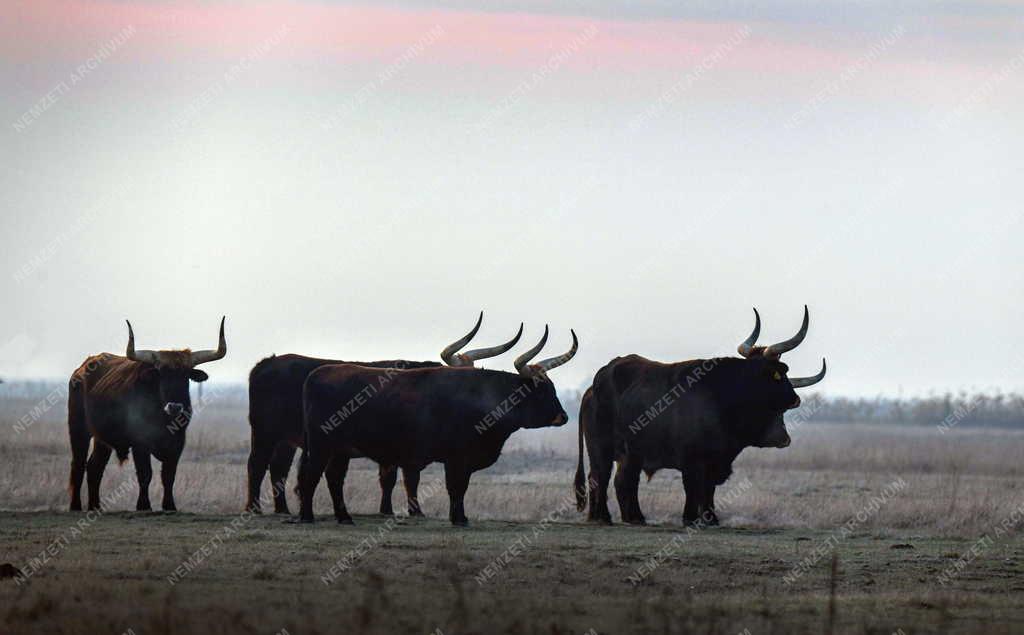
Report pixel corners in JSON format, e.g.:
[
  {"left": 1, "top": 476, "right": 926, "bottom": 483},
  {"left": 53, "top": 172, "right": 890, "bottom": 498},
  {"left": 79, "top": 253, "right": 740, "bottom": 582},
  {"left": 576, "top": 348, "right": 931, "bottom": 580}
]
[
  {"left": 2, "top": 388, "right": 1024, "bottom": 633},
  {"left": 2, "top": 512, "right": 1024, "bottom": 634}
]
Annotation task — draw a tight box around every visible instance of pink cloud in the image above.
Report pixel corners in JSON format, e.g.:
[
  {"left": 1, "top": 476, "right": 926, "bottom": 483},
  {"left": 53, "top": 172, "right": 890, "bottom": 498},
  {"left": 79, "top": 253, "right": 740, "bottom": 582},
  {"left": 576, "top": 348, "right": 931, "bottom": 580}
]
[{"left": 3, "top": 0, "right": 866, "bottom": 74}]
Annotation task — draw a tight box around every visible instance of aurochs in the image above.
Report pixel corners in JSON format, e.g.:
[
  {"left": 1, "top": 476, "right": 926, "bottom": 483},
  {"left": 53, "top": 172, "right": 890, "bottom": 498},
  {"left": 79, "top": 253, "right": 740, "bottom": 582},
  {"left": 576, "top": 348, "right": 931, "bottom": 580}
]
[
  {"left": 245, "top": 311, "right": 522, "bottom": 515},
  {"left": 67, "top": 318, "right": 227, "bottom": 512},
  {"left": 576, "top": 307, "right": 826, "bottom": 525},
  {"left": 247, "top": 355, "right": 440, "bottom": 515},
  {"left": 298, "top": 326, "right": 577, "bottom": 526}
]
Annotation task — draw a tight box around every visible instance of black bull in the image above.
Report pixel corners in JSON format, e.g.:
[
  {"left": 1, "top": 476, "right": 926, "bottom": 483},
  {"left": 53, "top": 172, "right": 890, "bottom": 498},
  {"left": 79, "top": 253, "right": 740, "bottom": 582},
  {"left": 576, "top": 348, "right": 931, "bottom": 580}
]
[
  {"left": 298, "top": 364, "right": 569, "bottom": 525},
  {"left": 575, "top": 354, "right": 804, "bottom": 525},
  {"left": 246, "top": 354, "right": 440, "bottom": 515}
]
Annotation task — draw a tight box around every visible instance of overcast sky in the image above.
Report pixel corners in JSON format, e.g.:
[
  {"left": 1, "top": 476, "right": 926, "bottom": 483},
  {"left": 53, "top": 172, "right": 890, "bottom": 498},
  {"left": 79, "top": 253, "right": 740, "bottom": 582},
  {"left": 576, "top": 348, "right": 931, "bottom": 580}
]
[{"left": 1, "top": 0, "right": 1022, "bottom": 397}]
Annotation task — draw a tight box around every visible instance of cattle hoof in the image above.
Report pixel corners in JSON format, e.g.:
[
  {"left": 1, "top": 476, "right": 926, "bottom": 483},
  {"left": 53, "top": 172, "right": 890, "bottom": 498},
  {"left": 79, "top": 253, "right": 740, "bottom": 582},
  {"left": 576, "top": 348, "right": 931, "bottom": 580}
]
[
  {"left": 336, "top": 517, "right": 354, "bottom": 525},
  {"left": 273, "top": 509, "right": 291, "bottom": 516},
  {"left": 451, "top": 519, "right": 469, "bottom": 527},
  {"left": 408, "top": 510, "right": 425, "bottom": 518},
  {"left": 286, "top": 516, "right": 313, "bottom": 524},
  {"left": 625, "top": 518, "right": 647, "bottom": 526}
]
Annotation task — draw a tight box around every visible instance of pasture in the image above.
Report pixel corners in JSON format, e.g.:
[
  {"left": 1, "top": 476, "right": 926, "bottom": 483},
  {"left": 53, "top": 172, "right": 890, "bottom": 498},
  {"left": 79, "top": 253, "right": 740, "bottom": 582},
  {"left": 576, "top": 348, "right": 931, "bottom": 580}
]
[{"left": 2, "top": 387, "right": 1024, "bottom": 634}]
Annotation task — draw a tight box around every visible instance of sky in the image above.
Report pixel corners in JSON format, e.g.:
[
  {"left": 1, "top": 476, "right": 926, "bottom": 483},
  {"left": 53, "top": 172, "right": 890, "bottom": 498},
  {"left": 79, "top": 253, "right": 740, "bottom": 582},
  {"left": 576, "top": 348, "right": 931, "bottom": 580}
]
[{"left": 1, "top": 0, "right": 1022, "bottom": 397}]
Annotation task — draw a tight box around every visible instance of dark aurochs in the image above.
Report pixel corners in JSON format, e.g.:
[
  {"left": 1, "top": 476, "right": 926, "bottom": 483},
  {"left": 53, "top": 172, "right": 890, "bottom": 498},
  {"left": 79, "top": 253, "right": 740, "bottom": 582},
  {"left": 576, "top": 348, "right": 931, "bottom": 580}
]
[
  {"left": 247, "top": 355, "right": 440, "bottom": 515},
  {"left": 67, "top": 318, "right": 227, "bottom": 512},
  {"left": 245, "top": 312, "right": 522, "bottom": 515},
  {"left": 298, "top": 326, "right": 577, "bottom": 526},
  {"left": 576, "top": 307, "right": 827, "bottom": 525}
]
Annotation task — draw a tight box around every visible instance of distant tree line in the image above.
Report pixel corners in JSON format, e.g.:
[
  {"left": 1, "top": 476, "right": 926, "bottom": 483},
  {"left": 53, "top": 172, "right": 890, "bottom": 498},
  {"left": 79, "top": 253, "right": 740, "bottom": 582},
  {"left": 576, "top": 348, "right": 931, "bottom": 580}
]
[
  {"left": 556, "top": 389, "right": 1024, "bottom": 430},
  {"left": 797, "top": 391, "right": 1024, "bottom": 429},
  {"left": 2, "top": 381, "right": 1022, "bottom": 430}
]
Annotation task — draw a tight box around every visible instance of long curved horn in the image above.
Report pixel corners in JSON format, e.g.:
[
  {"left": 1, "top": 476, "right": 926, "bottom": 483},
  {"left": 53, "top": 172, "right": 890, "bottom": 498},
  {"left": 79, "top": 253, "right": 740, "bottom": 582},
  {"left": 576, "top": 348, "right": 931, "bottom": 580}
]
[
  {"left": 459, "top": 323, "right": 524, "bottom": 364},
  {"left": 790, "top": 358, "right": 826, "bottom": 388},
  {"left": 190, "top": 317, "right": 227, "bottom": 366},
  {"left": 514, "top": 325, "right": 549, "bottom": 375},
  {"left": 763, "top": 305, "right": 809, "bottom": 359},
  {"left": 533, "top": 329, "right": 578, "bottom": 373},
  {"left": 440, "top": 311, "right": 483, "bottom": 366},
  {"left": 737, "top": 308, "right": 761, "bottom": 358},
  {"left": 125, "top": 320, "right": 160, "bottom": 365}
]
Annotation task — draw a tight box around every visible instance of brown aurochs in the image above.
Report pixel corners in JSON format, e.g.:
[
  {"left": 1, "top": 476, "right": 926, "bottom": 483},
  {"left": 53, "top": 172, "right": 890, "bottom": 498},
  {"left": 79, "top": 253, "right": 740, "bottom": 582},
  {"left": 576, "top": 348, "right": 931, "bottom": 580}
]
[{"left": 67, "top": 318, "right": 227, "bottom": 512}]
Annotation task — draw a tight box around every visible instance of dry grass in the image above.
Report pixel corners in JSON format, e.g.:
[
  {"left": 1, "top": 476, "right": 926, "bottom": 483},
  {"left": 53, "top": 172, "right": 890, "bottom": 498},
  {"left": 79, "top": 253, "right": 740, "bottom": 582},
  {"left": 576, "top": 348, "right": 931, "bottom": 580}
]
[
  {"left": 2, "top": 512, "right": 1023, "bottom": 635},
  {"left": 1, "top": 394, "right": 1022, "bottom": 537},
  {"left": 3, "top": 393, "right": 1024, "bottom": 634}
]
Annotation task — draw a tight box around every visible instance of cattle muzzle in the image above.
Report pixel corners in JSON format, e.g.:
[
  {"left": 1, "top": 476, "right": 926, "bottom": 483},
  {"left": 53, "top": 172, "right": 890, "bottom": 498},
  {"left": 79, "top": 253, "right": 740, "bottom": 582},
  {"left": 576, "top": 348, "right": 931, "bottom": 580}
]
[
  {"left": 759, "top": 413, "right": 792, "bottom": 448},
  {"left": 163, "top": 402, "right": 186, "bottom": 417}
]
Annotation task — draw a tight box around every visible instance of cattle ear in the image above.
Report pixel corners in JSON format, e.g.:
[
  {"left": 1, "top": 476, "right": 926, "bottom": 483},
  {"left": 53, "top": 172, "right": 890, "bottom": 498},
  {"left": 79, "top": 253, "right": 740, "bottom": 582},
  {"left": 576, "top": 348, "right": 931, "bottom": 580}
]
[{"left": 189, "top": 369, "right": 209, "bottom": 383}]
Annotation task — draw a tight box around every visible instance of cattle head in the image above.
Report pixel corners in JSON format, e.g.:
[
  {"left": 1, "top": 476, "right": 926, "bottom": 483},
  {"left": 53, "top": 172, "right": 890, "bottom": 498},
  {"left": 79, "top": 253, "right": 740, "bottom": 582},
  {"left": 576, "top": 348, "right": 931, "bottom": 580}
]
[
  {"left": 731, "top": 306, "right": 828, "bottom": 447},
  {"left": 440, "top": 311, "right": 524, "bottom": 367},
  {"left": 511, "top": 326, "right": 578, "bottom": 428},
  {"left": 125, "top": 317, "right": 227, "bottom": 420},
  {"left": 726, "top": 357, "right": 800, "bottom": 447}
]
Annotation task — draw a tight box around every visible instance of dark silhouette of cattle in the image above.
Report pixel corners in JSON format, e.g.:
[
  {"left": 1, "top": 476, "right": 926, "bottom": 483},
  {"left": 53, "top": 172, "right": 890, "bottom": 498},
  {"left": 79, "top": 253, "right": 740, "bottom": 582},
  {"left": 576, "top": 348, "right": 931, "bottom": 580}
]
[
  {"left": 68, "top": 318, "right": 227, "bottom": 511},
  {"left": 298, "top": 326, "right": 577, "bottom": 525},
  {"left": 247, "top": 312, "right": 522, "bottom": 515},
  {"left": 575, "top": 307, "right": 826, "bottom": 525},
  {"left": 247, "top": 355, "right": 439, "bottom": 515}
]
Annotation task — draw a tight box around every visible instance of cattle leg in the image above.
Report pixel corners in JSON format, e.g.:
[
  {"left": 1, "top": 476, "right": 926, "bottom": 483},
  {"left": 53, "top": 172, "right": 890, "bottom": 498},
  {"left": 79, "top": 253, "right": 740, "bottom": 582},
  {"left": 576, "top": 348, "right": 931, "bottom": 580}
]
[
  {"left": 587, "top": 459, "right": 613, "bottom": 524},
  {"left": 378, "top": 464, "right": 398, "bottom": 516},
  {"left": 298, "top": 448, "right": 323, "bottom": 523},
  {"left": 703, "top": 482, "right": 719, "bottom": 526},
  {"left": 68, "top": 419, "right": 90, "bottom": 512},
  {"left": 444, "top": 464, "right": 472, "bottom": 526},
  {"left": 584, "top": 432, "right": 614, "bottom": 524},
  {"left": 160, "top": 454, "right": 180, "bottom": 512},
  {"left": 132, "top": 447, "right": 153, "bottom": 511},
  {"left": 682, "top": 465, "right": 708, "bottom": 526},
  {"left": 269, "top": 443, "right": 297, "bottom": 514},
  {"left": 324, "top": 455, "right": 353, "bottom": 524},
  {"left": 245, "top": 433, "right": 275, "bottom": 513},
  {"left": 614, "top": 455, "right": 646, "bottom": 525},
  {"left": 402, "top": 468, "right": 424, "bottom": 517},
  {"left": 85, "top": 441, "right": 113, "bottom": 511}
]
